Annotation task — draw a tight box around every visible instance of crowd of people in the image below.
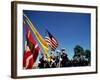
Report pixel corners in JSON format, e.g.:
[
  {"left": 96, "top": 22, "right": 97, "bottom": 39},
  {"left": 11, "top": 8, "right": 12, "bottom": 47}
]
[{"left": 37, "top": 48, "right": 90, "bottom": 68}]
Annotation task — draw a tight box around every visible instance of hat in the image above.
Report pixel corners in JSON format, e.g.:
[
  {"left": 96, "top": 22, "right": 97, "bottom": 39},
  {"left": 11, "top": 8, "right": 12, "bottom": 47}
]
[
  {"left": 56, "top": 50, "right": 60, "bottom": 53},
  {"left": 61, "top": 48, "right": 65, "bottom": 51}
]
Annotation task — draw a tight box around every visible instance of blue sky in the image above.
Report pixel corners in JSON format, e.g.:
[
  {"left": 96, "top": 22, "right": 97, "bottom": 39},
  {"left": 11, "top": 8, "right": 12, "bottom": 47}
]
[{"left": 23, "top": 10, "right": 91, "bottom": 60}]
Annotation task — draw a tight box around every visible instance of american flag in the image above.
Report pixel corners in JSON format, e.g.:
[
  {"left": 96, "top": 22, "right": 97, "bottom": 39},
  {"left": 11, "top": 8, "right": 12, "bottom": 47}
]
[{"left": 45, "top": 29, "right": 58, "bottom": 51}]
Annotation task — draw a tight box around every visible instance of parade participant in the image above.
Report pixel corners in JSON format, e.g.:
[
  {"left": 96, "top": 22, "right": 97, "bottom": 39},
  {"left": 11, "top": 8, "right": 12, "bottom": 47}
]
[
  {"left": 60, "top": 48, "right": 69, "bottom": 67},
  {"left": 38, "top": 53, "right": 45, "bottom": 68},
  {"left": 49, "top": 51, "right": 56, "bottom": 68},
  {"left": 56, "top": 50, "right": 61, "bottom": 67}
]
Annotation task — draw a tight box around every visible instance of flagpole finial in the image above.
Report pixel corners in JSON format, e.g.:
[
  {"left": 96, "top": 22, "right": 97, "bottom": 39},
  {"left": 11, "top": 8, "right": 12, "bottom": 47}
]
[
  {"left": 23, "top": 13, "right": 26, "bottom": 18},
  {"left": 23, "top": 14, "right": 28, "bottom": 21}
]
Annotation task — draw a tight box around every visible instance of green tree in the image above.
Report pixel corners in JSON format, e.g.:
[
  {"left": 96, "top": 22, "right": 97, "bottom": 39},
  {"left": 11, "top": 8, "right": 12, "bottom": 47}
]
[
  {"left": 85, "top": 49, "right": 91, "bottom": 62},
  {"left": 73, "top": 45, "right": 84, "bottom": 59}
]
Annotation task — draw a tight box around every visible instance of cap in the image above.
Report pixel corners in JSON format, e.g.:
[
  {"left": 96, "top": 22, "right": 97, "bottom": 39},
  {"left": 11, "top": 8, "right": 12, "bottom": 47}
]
[
  {"left": 56, "top": 50, "right": 60, "bottom": 53},
  {"left": 61, "top": 48, "right": 66, "bottom": 51}
]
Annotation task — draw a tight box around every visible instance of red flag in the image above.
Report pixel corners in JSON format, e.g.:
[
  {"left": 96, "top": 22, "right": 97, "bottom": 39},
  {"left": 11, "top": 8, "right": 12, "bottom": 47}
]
[
  {"left": 23, "top": 50, "right": 34, "bottom": 69},
  {"left": 23, "top": 24, "right": 40, "bottom": 69}
]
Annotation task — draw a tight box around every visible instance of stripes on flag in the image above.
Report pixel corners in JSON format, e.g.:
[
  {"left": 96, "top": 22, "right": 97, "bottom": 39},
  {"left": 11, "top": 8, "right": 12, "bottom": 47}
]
[
  {"left": 45, "top": 30, "right": 58, "bottom": 51},
  {"left": 25, "top": 44, "right": 39, "bottom": 69},
  {"left": 23, "top": 23, "right": 40, "bottom": 69}
]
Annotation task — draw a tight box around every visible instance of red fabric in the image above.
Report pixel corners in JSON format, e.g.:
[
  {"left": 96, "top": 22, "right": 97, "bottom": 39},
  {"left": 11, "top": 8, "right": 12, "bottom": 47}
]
[
  {"left": 23, "top": 24, "right": 40, "bottom": 69},
  {"left": 26, "top": 26, "right": 36, "bottom": 45},
  {"left": 33, "top": 45, "right": 40, "bottom": 63},
  {"left": 23, "top": 51, "right": 34, "bottom": 69}
]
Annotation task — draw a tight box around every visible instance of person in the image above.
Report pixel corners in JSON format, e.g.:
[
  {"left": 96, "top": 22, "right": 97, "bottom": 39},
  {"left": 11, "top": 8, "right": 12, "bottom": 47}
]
[
  {"left": 56, "top": 50, "right": 61, "bottom": 67},
  {"left": 60, "top": 48, "right": 69, "bottom": 67},
  {"left": 44, "top": 55, "right": 50, "bottom": 68},
  {"left": 38, "top": 53, "right": 45, "bottom": 68},
  {"left": 49, "top": 51, "right": 56, "bottom": 68}
]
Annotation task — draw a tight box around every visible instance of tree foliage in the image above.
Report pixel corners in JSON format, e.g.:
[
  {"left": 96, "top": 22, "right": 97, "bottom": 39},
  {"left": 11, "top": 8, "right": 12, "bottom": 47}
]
[{"left": 73, "top": 45, "right": 84, "bottom": 58}]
